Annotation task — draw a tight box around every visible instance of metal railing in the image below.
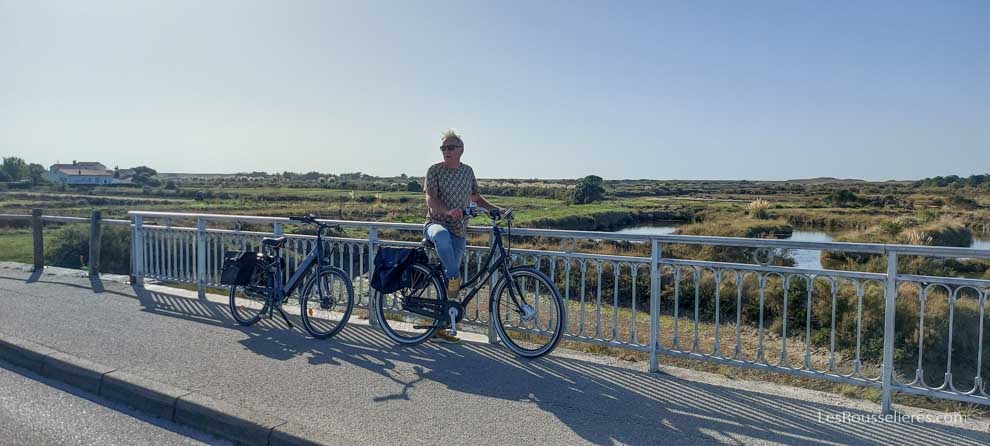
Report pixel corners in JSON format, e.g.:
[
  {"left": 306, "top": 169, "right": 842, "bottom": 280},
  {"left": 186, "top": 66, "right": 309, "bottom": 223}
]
[
  {"left": 1, "top": 209, "right": 130, "bottom": 275},
  {"left": 5, "top": 209, "right": 990, "bottom": 414}
]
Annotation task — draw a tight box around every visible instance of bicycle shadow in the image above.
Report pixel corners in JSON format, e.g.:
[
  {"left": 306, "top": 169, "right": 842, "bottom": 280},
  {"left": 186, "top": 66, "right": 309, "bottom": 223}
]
[
  {"left": 304, "top": 325, "right": 990, "bottom": 446},
  {"left": 129, "top": 285, "right": 990, "bottom": 446},
  {"left": 132, "top": 285, "right": 310, "bottom": 362}
]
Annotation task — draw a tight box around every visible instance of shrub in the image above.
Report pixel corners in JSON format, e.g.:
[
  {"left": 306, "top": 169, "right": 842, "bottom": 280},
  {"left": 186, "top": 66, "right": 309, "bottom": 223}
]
[
  {"left": 893, "top": 215, "right": 921, "bottom": 228},
  {"left": 45, "top": 225, "right": 132, "bottom": 274},
  {"left": 917, "top": 208, "right": 941, "bottom": 223},
  {"left": 570, "top": 175, "right": 606, "bottom": 204},
  {"left": 670, "top": 219, "right": 794, "bottom": 264},
  {"left": 746, "top": 198, "right": 771, "bottom": 219},
  {"left": 947, "top": 195, "right": 979, "bottom": 210},
  {"left": 826, "top": 189, "right": 861, "bottom": 207},
  {"left": 879, "top": 221, "right": 902, "bottom": 236},
  {"left": 904, "top": 219, "right": 972, "bottom": 247}
]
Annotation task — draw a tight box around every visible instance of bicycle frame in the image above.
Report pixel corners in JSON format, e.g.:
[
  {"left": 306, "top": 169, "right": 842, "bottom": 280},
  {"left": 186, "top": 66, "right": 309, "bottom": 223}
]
[
  {"left": 404, "top": 218, "right": 525, "bottom": 320},
  {"left": 248, "top": 229, "right": 337, "bottom": 307},
  {"left": 449, "top": 223, "right": 510, "bottom": 309}
]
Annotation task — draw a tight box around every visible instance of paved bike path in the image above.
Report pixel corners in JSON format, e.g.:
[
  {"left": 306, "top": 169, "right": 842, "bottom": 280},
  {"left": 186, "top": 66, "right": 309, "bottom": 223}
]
[{"left": 1, "top": 264, "right": 989, "bottom": 445}]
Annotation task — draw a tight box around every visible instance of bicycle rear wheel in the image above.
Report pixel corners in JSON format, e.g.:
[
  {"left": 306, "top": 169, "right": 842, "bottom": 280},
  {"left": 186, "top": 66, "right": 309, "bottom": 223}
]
[
  {"left": 300, "top": 267, "right": 354, "bottom": 339},
  {"left": 229, "top": 260, "right": 270, "bottom": 326},
  {"left": 492, "top": 266, "right": 566, "bottom": 358},
  {"left": 374, "top": 262, "right": 444, "bottom": 345}
]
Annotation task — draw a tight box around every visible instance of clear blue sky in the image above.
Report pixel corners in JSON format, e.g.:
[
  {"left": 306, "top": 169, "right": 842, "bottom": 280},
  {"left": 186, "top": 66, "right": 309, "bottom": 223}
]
[{"left": 2, "top": 0, "right": 987, "bottom": 181}]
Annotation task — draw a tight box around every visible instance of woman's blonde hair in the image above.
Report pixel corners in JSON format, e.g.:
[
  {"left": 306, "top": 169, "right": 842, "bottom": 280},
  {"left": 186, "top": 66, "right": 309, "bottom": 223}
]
[{"left": 441, "top": 128, "right": 463, "bottom": 144}]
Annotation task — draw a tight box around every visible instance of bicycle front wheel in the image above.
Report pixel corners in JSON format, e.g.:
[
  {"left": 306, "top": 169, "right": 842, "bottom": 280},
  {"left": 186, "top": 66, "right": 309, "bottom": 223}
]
[
  {"left": 491, "top": 266, "right": 566, "bottom": 358},
  {"left": 229, "top": 261, "right": 270, "bottom": 326},
  {"left": 374, "top": 262, "right": 444, "bottom": 345},
  {"left": 299, "top": 267, "right": 355, "bottom": 339}
]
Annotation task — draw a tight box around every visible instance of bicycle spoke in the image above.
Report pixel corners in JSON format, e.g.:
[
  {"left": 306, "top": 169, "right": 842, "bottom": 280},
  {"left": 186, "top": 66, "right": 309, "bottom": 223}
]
[
  {"left": 376, "top": 263, "right": 443, "bottom": 344},
  {"left": 301, "top": 269, "right": 353, "bottom": 338},
  {"left": 495, "top": 267, "right": 565, "bottom": 357}
]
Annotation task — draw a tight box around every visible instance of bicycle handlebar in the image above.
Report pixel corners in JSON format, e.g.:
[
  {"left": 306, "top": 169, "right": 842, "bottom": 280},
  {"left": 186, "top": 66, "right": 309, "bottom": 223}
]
[
  {"left": 462, "top": 204, "right": 513, "bottom": 222},
  {"left": 289, "top": 215, "right": 342, "bottom": 231}
]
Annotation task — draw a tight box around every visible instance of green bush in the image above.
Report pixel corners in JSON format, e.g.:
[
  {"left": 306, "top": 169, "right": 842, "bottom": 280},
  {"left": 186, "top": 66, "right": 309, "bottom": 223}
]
[
  {"left": 826, "top": 189, "right": 861, "bottom": 207},
  {"left": 45, "top": 224, "right": 132, "bottom": 274},
  {"left": 570, "top": 175, "right": 606, "bottom": 204},
  {"left": 947, "top": 195, "right": 979, "bottom": 210}
]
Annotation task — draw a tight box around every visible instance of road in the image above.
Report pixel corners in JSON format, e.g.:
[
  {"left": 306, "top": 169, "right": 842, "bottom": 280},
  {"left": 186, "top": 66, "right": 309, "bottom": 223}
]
[{"left": 0, "top": 365, "right": 226, "bottom": 445}]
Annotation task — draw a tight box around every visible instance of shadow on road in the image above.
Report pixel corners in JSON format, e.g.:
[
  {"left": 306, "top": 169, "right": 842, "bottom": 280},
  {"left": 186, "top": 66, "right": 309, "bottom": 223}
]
[
  {"left": 125, "top": 284, "right": 990, "bottom": 446},
  {"left": 26, "top": 269, "right": 42, "bottom": 283}
]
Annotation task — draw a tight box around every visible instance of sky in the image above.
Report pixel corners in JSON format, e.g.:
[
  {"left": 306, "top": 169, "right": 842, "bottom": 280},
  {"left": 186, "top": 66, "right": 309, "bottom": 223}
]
[{"left": 1, "top": 0, "right": 988, "bottom": 181}]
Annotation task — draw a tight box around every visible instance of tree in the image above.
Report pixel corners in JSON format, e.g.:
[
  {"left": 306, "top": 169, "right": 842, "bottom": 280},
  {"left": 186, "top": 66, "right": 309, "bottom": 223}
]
[
  {"left": 27, "top": 163, "right": 46, "bottom": 185},
  {"left": 406, "top": 180, "right": 424, "bottom": 192},
  {"left": 1, "top": 157, "right": 28, "bottom": 181},
  {"left": 299, "top": 171, "right": 321, "bottom": 181},
  {"left": 570, "top": 175, "right": 606, "bottom": 204},
  {"left": 132, "top": 166, "right": 157, "bottom": 177},
  {"left": 131, "top": 166, "right": 160, "bottom": 187}
]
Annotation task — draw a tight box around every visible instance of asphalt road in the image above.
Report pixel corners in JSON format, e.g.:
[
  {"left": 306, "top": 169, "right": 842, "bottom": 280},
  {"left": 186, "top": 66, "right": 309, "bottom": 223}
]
[{"left": 0, "top": 364, "right": 227, "bottom": 445}]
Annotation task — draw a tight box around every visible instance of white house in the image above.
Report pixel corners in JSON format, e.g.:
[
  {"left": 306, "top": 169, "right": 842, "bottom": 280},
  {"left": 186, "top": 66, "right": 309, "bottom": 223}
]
[{"left": 44, "top": 161, "right": 119, "bottom": 185}]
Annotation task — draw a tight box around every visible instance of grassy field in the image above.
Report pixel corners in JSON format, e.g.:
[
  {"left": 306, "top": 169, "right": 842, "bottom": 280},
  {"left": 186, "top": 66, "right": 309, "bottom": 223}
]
[{"left": 0, "top": 229, "right": 33, "bottom": 263}]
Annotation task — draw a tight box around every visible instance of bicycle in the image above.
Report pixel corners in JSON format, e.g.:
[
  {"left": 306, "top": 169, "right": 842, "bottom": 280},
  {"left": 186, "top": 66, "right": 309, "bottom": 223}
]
[
  {"left": 373, "top": 205, "right": 567, "bottom": 358},
  {"left": 228, "top": 215, "right": 355, "bottom": 339}
]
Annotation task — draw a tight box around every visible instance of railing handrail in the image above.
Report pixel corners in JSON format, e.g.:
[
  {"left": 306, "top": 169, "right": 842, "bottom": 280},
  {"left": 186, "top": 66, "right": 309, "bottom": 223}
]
[
  {"left": 126, "top": 210, "right": 990, "bottom": 259},
  {"left": 0, "top": 213, "right": 127, "bottom": 225}
]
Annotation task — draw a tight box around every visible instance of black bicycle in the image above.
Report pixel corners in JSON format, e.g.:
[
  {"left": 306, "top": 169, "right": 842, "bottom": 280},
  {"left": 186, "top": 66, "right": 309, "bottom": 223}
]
[
  {"left": 228, "top": 215, "right": 355, "bottom": 339},
  {"left": 373, "top": 205, "right": 567, "bottom": 358}
]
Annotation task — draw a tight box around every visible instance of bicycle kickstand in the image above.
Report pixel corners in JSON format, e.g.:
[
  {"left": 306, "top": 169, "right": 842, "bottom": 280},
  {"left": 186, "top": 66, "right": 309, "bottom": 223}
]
[{"left": 276, "top": 307, "right": 294, "bottom": 329}]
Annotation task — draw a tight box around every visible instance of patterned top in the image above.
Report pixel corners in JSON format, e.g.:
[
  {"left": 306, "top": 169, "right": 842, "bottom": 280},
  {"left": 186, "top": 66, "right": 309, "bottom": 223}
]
[{"left": 425, "top": 162, "right": 479, "bottom": 238}]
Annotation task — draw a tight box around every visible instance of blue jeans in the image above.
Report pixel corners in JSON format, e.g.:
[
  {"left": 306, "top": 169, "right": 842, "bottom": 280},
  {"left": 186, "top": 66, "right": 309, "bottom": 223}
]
[{"left": 425, "top": 223, "right": 467, "bottom": 280}]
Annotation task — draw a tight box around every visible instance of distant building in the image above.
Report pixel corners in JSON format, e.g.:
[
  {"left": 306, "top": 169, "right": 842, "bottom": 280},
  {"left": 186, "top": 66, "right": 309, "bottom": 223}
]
[{"left": 44, "top": 161, "right": 129, "bottom": 185}]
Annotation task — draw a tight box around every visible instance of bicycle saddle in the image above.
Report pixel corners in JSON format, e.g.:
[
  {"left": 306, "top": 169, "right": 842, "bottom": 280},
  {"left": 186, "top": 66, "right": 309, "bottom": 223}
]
[{"left": 262, "top": 237, "right": 287, "bottom": 248}]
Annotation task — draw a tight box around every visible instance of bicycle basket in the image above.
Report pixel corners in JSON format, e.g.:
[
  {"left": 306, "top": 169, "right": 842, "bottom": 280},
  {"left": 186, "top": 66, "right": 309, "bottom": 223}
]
[{"left": 220, "top": 251, "right": 262, "bottom": 286}]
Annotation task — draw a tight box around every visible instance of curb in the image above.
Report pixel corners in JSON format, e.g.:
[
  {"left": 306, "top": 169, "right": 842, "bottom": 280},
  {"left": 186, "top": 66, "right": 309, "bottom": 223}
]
[{"left": 0, "top": 333, "right": 349, "bottom": 445}]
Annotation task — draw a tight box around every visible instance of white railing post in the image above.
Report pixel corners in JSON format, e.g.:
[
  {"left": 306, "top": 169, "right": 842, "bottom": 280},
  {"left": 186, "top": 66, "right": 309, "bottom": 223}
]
[
  {"left": 881, "top": 250, "right": 898, "bottom": 414},
  {"left": 197, "top": 217, "right": 207, "bottom": 298},
  {"left": 131, "top": 214, "right": 144, "bottom": 286},
  {"left": 367, "top": 226, "right": 380, "bottom": 327},
  {"left": 650, "top": 240, "right": 662, "bottom": 372}
]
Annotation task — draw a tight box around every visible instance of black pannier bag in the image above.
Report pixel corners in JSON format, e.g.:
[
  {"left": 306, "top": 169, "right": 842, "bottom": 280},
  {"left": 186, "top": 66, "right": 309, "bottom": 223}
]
[
  {"left": 371, "top": 247, "right": 428, "bottom": 294},
  {"left": 220, "top": 251, "right": 261, "bottom": 286}
]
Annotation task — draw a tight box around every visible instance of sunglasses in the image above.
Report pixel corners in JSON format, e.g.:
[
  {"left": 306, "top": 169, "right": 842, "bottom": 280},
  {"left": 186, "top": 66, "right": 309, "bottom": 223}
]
[{"left": 440, "top": 145, "right": 462, "bottom": 152}]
